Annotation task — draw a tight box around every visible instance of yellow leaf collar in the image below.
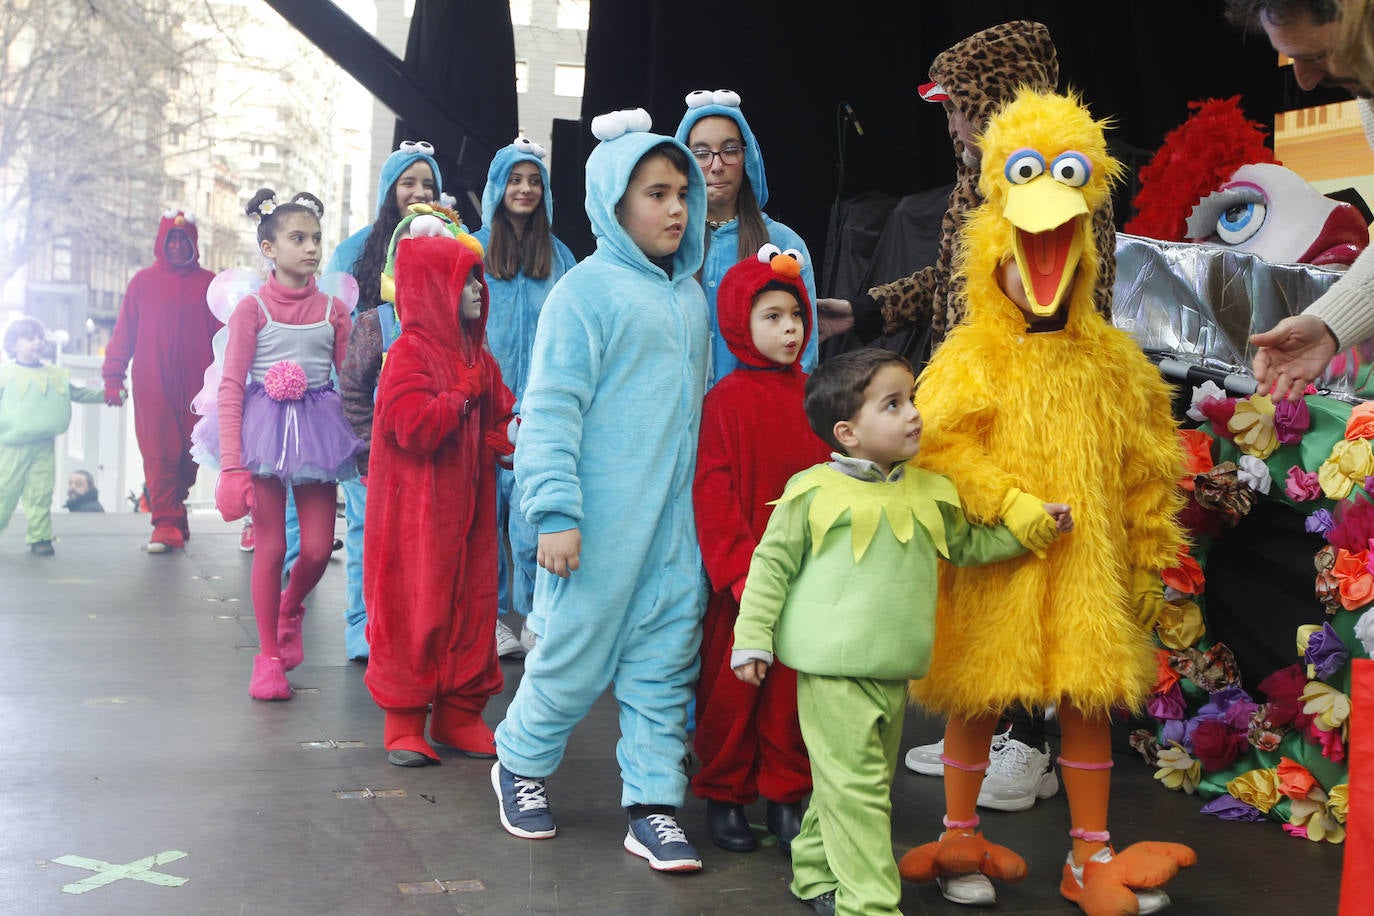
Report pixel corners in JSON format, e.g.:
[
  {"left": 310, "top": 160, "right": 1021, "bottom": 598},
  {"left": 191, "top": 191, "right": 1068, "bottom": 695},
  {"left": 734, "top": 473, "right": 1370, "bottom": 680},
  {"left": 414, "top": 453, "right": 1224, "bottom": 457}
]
[
  {"left": 0, "top": 361, "right": 65, "bottom": 398},
  {"left": 774, "top": 464, "right": 961, "bottom": 562}
]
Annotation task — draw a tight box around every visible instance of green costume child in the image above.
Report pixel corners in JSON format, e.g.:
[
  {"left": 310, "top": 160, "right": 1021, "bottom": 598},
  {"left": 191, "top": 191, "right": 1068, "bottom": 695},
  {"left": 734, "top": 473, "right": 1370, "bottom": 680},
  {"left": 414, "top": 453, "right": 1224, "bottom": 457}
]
[
  {"left": 0, "top": 318, "right": 108, "bottom": 554},
  {"left": 732, "top": 347, "right": 1067, "bottom": 916}
]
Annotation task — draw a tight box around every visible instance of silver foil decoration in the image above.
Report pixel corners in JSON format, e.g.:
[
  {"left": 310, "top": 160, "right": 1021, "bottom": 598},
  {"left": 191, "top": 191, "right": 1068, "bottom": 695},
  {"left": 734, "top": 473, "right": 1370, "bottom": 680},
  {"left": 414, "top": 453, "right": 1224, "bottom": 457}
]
[{"left": 1111, "top": 232, "right": 1370, "bottom": 402}]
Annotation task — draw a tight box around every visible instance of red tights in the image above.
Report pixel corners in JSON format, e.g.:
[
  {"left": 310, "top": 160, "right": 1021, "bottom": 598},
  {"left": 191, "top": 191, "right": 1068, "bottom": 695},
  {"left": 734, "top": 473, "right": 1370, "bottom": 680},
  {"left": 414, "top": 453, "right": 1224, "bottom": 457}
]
[{"left": 250, "top": 479, "right": 337, "bottom": 657}]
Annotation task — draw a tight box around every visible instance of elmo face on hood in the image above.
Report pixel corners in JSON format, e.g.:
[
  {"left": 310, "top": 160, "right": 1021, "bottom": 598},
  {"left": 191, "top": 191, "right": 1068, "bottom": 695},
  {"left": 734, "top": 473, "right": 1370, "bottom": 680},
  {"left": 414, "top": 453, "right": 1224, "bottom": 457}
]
[
  {"left": 156, "top": 209, "right": 201, "bottom": 269},
  {"left": 715, "top": 245, "right": 812, "bottom": 370}
]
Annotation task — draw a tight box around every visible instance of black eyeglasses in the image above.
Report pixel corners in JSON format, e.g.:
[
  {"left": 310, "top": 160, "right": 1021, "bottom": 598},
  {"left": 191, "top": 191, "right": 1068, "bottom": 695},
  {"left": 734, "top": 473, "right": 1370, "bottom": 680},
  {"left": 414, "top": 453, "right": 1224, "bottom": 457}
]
[{"left": 691, "top": 145, "right": 745, "bottom": 168}]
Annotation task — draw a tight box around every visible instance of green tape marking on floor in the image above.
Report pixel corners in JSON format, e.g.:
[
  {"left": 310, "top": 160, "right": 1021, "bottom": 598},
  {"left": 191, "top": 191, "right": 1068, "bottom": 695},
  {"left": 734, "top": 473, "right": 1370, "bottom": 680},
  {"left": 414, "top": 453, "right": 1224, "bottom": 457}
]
[{"left": 54, "top": 850, "right": 188, "bottom": 894}]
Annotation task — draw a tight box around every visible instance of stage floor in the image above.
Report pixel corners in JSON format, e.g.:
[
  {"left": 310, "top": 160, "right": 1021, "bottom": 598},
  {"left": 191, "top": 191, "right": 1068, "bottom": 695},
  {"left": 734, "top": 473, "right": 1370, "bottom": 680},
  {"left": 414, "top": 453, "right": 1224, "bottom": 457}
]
[{"left": 0, "top": 510, "right": 1341, "bottom": 915}]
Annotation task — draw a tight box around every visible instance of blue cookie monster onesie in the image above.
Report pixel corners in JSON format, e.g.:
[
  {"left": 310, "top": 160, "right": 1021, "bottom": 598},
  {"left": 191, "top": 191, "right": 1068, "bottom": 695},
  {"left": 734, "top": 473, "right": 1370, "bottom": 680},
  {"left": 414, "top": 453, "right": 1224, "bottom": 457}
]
[
  {"left": 322, "top": 143, "right": 443, "bottom": 659},
  {"left": 471, "top": 141, "right": 577, "bottom": 624},
  {"left": 495, "top": 126, "right": 710, "bottom": 809},
  {"left": 675, "top": 96, "right": 818, "bottom": 388}
]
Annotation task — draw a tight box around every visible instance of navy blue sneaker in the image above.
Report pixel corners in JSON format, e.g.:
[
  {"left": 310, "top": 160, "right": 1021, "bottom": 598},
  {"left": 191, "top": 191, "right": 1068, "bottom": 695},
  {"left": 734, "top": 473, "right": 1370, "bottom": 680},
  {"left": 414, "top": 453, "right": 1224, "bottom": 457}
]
[
  {"left": 624, "top": 813, "right": 702, "bottom": 873},
  {"left": 491, "top": 762, "right": 556, "bottom": 839}
]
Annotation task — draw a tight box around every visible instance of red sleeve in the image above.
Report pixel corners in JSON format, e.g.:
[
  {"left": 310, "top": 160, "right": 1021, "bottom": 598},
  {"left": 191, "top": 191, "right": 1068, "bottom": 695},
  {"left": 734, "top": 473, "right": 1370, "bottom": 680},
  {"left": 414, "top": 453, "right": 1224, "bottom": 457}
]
[
  {"left": 216, "top": 296, "right": 264, "bottom": 469},
  {"left": 102, "top": 273, "right": 142, "bottom": 387},
  {"left": 375, "top": 341, "right": 470, "bottom": 455},
  {"left": 693, "top": 392, "right": 759, "bottom": 596}
]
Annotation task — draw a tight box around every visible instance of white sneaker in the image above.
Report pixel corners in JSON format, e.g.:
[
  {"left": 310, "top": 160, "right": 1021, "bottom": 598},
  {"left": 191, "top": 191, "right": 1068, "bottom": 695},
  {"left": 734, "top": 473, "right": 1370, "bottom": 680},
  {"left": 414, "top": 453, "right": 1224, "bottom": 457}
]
[
  {"left": 938, "top": 871, "right": 996, "bottom": 906},
  {"left": 496, "top": 619, "right": 525, "bottom": 658},
  {"left": 904, "top": 726, "right": 1011, "bottom": 777},
  {"left": 518, "top": 624, "right": 537, "bottom": 654},
  {"left": 977, "top": 738, "right": 1058, "bottom": 811},
  {"left": 1065, "top": 848, "right": 1170, "bottom": 914}
]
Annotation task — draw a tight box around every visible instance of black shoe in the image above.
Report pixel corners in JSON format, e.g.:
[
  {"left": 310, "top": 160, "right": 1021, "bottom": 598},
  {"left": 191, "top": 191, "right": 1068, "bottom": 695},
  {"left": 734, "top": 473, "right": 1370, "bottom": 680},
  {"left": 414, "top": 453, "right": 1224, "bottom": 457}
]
[
  {"left": 706, "top": 799, "right": 758, "bottom": 852},
  {"left": 331, "top": 538, "right": 344, "bottom": 552},
  {"left": 29, "top": 540, "right": 54, "bottom": 556},
  {"left": 387, "top": 749, "right": 434, "bottom": 767},
  {"left": 766, "top": 799, "right": 803, "bottom": 854},
  {"left": 798, "top": 890, "right": 836, "bottom": 914}
]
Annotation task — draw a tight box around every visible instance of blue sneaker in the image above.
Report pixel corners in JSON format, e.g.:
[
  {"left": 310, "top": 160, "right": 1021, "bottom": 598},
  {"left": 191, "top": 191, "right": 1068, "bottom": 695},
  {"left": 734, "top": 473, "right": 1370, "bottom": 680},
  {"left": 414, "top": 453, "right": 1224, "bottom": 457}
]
[
  {"left": 624, "top": 813, "right": 702, "bottom": 873},
  {"left": 491, "top": 762, "right": 556, "bottom": 839}
]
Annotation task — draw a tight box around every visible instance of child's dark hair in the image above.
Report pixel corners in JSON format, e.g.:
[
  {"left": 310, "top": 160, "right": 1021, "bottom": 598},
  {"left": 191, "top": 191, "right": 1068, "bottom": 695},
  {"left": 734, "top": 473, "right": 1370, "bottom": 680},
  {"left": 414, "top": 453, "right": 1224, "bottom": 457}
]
[
  {"left": 628, "top": 142, "right": 692, "bottom": 187},
  {"left": 245, "top": 188, "right": 325, "bottom": 243},
  {"left": 3, "top": 316, "right": 46, "bottom": 358},
  {"left": 803, "top": 347, "right": 914, "bottom": 452}
]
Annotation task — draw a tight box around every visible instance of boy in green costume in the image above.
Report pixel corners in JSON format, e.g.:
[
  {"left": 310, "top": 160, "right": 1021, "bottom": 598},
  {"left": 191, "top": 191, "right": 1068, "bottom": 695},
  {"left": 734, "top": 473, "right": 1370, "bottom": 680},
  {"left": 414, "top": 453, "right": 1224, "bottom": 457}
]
[{"left": 732, "top": 346, "right": 1071, "bottom": 915}]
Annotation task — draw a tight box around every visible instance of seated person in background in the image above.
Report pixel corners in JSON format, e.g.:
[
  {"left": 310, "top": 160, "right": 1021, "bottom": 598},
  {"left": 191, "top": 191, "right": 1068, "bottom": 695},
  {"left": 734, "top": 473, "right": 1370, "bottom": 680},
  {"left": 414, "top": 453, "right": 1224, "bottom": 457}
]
[{"left": 65, "top": 470, "right": 105, "bottom": 512}]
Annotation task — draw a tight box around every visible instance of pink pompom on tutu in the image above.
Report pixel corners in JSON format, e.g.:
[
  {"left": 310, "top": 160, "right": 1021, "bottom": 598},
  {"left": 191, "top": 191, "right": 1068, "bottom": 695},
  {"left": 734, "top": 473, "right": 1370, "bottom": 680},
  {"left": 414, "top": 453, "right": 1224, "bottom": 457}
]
[{"left": 262, "top": 360, "right": 308, "bottom": 401}]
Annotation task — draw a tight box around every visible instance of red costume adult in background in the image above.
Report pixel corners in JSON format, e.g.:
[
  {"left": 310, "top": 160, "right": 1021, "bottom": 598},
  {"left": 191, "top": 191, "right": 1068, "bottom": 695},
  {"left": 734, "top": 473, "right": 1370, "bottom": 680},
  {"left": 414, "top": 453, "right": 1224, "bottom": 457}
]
[
  {"left": 102, "top": 211, "right": 218, "bottom": 551},
  {"left": 363, "top": 235, "right": 516, "bottom": 761},
  {"left": 691, "top": 251, "right": 831, "bottom": 818}
]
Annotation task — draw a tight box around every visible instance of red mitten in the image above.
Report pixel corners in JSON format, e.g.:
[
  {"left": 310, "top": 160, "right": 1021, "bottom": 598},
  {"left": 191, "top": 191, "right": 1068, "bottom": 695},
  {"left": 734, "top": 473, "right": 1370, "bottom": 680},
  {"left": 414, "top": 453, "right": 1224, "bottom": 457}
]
[
  {"left": 104, "top": 383, "right": 126, "bottom": 407},
  {"left": 215, "top": 469, "right": 256, "bottom": 522}
]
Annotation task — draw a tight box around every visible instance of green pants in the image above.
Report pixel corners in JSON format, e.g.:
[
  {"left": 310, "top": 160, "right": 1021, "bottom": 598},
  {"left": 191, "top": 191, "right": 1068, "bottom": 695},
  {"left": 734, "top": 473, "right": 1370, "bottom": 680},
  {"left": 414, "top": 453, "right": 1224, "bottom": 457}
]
[
  {"left": 0, "top": 441, "right": 56, "bottom": 544},
  {"left": 790, "top": 673, "right": 906, "bottom": 916}
]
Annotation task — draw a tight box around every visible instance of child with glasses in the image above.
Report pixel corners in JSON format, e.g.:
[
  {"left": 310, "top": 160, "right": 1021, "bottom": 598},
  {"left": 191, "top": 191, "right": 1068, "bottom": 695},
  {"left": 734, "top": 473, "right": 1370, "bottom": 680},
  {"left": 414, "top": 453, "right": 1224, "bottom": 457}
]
[{"left": 676, "top": 89, "right": 820, "bottom": 388}]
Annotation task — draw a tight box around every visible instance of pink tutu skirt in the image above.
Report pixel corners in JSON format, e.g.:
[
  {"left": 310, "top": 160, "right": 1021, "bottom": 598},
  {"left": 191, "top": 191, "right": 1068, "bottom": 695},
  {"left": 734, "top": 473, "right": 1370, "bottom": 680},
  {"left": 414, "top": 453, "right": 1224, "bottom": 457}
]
[{"left": 191, "top": 383, "right": 362, "bottom": 484}]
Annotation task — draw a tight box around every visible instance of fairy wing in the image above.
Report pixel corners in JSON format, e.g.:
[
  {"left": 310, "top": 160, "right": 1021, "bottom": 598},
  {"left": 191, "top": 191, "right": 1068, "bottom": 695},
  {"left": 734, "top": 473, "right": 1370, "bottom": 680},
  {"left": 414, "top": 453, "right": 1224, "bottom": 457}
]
[
  {"left": 318, "top": 271, "right": 359, "bottom": 315},
  {"left": 192, "top": 269, "right": 262, "bottom": 415}
]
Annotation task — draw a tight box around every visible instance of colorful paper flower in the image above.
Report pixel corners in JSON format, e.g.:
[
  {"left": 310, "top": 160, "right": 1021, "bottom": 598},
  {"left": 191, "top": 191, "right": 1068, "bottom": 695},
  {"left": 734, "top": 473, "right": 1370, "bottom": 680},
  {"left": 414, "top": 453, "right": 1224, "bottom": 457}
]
[
  {"left": 1306, "top": 509, "right": 1335, "bottom": 536},
  {"left": 1201, "top": 685, "right": 1260, "bottom": 731},
  {"left": 1177, "top": 428, "right": 1215, "bottom": 489},
  {"left": 1237, "top": 454, "right": 1272, "bottom": 494},
  {"left": 1161, "top": 550, "right": 1204, "bottom": 595},
  {"left": 262, "top": 360, "right": 308, "bottom": 401},
  {"left": 1301, "top": 680, "right": 1351, "bottom": 733},
  {"left": 1198, "top": 396, "right": 1238, "bottom": 443},
  {"left": 1156, "top": 599, "right": 1205, "bottom": 650},
  {"left": 1319, "top": 437, "right": 1374, "bottom": 499},
  {"left": 1299, "top": 622, "right": 1349, "bottom": 680},
  {"left": 1227, "top": 767, "right": 1282, "bottom": 812},
  {"left": 1325, "top": 494, "right": 1374, "bottom": 552},
  {"left": 1289, "top": 786, "right": 1345, "bottom": 843},
  {"left": 1306, "top": 719, "right": 1347, "bottom": 763},
  {"left": 1273, "top": 396, "right": 1312, "bottom": 445},
  {"left": 1356, "top": 608, "right": 1374, "bottom": 656},
  {"left": 1147, "top": 682, "right": 1187, "bottom": 720},
  {"left": 1153, "top": 742, "right": 1202, "bottom": 794},
  {"left": 1187, "top": 381, "right": 1227, "bottom": 422},
  {"left": 1329, "top": 784, "right": 1349, "bottom": 823},
  {"left": 1129, "top": 728, "right": 1162, "bottom": 766},
  {"left": 1191, "top": 718, "right": 1248, "bottom": 771},
  {"left": 1193, "top": 461, "right": 1256, "bottom": 525},
  {"left": 1259, "top": 664, "right": 1308, "bottom": 727},
  {"left": 1332, "top": 548, "right": 1374, "bottom": 611},
  {"left": 1229, "top": 394, "right": 1279, "bottom": 458},
  {"left": 1153, "top": 648, "right": 1183, "bottom": 695},
  {"left": 1285, "top": 466, "right": 1322, "bottom": 501},
  {"left": 1200, "top": 795, "right": 1267, "bottom": 822},
  {"left": 1345, "top": 400, "right": 1374, "bottom": 440}
]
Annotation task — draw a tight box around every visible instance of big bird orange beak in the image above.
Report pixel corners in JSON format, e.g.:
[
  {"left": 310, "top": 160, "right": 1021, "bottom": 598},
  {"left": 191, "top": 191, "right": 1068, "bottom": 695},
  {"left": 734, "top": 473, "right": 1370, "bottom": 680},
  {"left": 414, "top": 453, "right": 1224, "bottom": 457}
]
[{"left": 1003, "top": 178, "right": 1087, "bottom": 317}]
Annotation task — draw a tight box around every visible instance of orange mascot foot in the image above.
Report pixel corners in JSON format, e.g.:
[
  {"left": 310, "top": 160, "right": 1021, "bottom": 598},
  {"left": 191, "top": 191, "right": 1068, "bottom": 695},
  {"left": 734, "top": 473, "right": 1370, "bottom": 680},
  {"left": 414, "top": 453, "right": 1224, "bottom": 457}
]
[
  {"left": 1059, "top": 842, "right": 1196, "bottom": 915},
  {"left": 898, "top": 832, "right": 1028, "bottom": 884}
]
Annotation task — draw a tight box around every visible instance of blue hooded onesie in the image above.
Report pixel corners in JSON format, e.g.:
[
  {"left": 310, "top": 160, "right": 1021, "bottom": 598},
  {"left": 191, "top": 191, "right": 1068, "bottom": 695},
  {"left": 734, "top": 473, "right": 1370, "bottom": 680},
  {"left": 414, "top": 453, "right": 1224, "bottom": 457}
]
[
  {"left": 675, "top": 95, "right": 818, "bottom": 387},
  {"left": 472, "top": 140, "right": 578, "bottom": 623},
  {"left": 495, "top": 125, "right": 710, "bottom": 808}
]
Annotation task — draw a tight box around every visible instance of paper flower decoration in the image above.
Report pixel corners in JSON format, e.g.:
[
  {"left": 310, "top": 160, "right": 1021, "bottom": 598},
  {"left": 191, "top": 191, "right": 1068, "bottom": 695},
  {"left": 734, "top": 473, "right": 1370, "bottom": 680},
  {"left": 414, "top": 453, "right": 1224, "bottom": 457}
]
[
  {"left": 1298, "top": 622, "right": 1349, "bottom": 680},
  {"left": 262, "top": 360, "right": 307, "bottom": 402},
  {"left": 1319, "top": 437, "right": 1374, "bottom": 499},
  {"left": 1300, "top": 680, "right": 1351, "bottom": 733},
  {"left": 1200, "top": 795, "right": 1267, "bottom": 822},
  {"left": 1187, "top": 380, "right": 1227, "bottom": 422},
  {"left": 1177, "top": 428, "right": 1215, "bottom": 486},
  {"left": 1332, "top": 549, "right": 1374, "bottom": 610},
  {"left": 1345, "top": 400, "right": 1374, "bottom": 440},
  {"left": 1162, "top": 550, "right": 1205, "bottom": 595},
  {"left": 1147, "top": 682, "right": 1188, "bottom": 720},
  {"left": 1273, "top": 397, "right": 1311, "bottom": 445},
  {"left": 1153, "top": 742, "right": 1202, "bottom": 793},
  {"left": 1355, "top": 607, "right": 1374, "bottom": 656},
  {"left": 1228, "top": 394, "right": 1278, "bottom": 458},
  {"left": 1227, "top": 767, "right": 1282, "bottom": 812},
  {"left": 1156, "top": 599, "right": 1205, "bottom": 650},
  {"left": 1289, "top": 785, "right": 1345, "bottom": 843},
  {"left": 1237, "top": 454, "right": 1272, "bottom": 494},
  {"left": 1191, "top": 718, "right": 1248, "bottom": 771},
  {"left": 1285, "top": 466, "right": 1322, "bottom": 501},
  {"left": 1306, "top": 508, "right": 1335, "bottom": 536}
]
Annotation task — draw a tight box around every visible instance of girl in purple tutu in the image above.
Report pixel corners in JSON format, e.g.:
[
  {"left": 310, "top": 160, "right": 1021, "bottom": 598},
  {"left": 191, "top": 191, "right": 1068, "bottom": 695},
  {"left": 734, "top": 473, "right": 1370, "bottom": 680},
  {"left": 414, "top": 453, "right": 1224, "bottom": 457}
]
[{"left": 198, "top": 188, "right": 364, "bottom": 700}]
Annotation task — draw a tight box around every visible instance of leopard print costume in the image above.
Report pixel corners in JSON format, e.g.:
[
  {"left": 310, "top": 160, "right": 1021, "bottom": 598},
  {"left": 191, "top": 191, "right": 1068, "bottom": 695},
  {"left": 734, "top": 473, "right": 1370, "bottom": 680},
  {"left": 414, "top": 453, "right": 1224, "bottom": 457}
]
[{"left": 868, "top": 20, "right": 1116, "bottom": 348}]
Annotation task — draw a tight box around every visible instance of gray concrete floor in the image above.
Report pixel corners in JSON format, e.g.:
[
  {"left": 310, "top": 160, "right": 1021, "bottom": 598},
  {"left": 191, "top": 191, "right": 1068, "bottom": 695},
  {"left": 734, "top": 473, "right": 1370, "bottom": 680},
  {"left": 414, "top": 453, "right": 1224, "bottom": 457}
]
[{"left": 0, "top": 510, "right": 1342, "bottom": 914}]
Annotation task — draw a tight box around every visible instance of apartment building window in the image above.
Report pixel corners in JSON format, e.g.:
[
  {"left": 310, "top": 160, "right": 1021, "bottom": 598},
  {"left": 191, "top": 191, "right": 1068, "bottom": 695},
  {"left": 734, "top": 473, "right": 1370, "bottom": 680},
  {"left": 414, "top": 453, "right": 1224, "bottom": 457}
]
[
  {"left": 553, "top": 63, "right": 584, "bottom": 98},
  {"left": 516, "top": 59, "right": 529, "bottom": 94},
  {"left": 557, "top": 0, "right": 589, "bottom": 30},
  {"left": 166, "top": 179, "right": 186, "bottom": 203}
]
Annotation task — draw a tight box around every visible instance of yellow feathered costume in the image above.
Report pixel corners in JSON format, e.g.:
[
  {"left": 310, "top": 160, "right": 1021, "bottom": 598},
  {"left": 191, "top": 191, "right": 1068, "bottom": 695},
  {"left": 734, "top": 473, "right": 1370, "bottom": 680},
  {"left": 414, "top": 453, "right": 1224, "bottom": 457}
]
[{"left": 910, "top": 89, "right": 1186, "bottom": 720}]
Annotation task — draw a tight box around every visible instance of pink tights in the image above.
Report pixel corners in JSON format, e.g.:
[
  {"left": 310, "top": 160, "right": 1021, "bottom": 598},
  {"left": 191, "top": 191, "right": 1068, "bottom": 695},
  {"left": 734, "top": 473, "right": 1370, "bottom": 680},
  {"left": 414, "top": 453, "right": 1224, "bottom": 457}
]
[{"left": 250, "top": 478, "right": 337, "bottom": 657}]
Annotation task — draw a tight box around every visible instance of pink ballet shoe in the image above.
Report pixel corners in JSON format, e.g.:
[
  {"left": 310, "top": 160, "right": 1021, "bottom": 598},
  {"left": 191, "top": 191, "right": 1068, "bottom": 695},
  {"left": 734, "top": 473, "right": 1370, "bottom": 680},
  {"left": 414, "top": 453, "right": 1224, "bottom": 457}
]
[
  {"left": 249, "top": 655, "right": 291, "bottom": 701},
  {"left": 277, "top": 596, "right": 305, "bottom": 670}
]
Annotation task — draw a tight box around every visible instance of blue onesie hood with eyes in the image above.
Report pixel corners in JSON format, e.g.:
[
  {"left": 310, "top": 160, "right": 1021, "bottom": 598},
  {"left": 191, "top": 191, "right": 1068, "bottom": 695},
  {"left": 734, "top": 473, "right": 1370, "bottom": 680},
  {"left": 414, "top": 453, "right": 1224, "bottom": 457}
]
[
  {"left": 481, "top": 140, "right": 555, "bottom": 225},
  {"left": 375, "top": 144, "right": 443, "bottom": 219},
  {"left": 674, "top": 90, "right": 768, "bottom": 208},
  {"left": 584, "top": 126, "right": 706, "bottom": 279}
]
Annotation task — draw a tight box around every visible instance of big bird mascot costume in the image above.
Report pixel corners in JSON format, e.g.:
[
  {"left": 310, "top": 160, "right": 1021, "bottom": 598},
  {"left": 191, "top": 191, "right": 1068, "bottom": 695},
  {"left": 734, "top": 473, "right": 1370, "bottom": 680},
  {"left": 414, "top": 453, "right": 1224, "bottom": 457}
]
[{"left": 898, "top": 87, "right": 1197, "bottom": 915}]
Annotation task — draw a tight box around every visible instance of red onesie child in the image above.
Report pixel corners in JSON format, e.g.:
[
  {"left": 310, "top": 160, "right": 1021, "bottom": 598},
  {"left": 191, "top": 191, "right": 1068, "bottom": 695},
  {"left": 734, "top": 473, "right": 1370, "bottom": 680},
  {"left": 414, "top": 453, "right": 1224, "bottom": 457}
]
[
  {"left": 103, "top": 210, "right": 219, "bottom": 552},
  {"left": 691, "top": 246, "right": 831, "bottom": 853},
  {"left": 363, "top": 234, "right": 516, "bottom": 766}
]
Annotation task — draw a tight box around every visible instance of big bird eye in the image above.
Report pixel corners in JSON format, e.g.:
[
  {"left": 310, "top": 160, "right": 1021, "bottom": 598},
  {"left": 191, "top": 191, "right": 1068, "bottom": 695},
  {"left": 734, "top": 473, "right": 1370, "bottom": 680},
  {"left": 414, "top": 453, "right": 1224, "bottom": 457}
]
[
  {"left": 1004, "top": 149, "right": 1045, "bottom": 185},
  {"left": 1050, "top": 151, "right": 1091, "bottom": 188}
]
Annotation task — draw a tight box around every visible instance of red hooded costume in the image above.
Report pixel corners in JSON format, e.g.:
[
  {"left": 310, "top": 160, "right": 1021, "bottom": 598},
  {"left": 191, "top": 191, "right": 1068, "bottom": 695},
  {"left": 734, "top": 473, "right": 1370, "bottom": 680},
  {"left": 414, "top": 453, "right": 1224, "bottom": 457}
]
[
  {"left": 102, "top": 210, "right": 219, "bottom": 548},
  {"left": 363, "top": 234, "right": 515, "bottom": 761},
  {"left": 691, "top": 249, "right": 831, "bottom": 806}
]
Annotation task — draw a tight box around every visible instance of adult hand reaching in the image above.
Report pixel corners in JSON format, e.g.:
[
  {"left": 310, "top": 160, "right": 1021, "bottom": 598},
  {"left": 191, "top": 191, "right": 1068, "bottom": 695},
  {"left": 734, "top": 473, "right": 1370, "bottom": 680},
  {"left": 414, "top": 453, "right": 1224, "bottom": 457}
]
[
  {"left": 1249, "top": 315, "right": 1338, "bottom": 402},
  {"left": 816, "top": 297, "right": 855, "bottom": 341}
]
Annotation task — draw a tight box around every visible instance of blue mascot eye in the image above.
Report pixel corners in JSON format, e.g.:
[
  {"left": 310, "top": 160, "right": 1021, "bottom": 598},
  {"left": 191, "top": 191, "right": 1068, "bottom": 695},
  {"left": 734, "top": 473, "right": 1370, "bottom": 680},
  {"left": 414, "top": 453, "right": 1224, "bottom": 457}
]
[
  {"left": 1216, "top": 202, "right": 1266, "bottom": 244},
  {"left": 1050, "top": 151, "right": 1091, "bottom": 188},
  {"left": 1004, "top": 148, "right": 1045, "bottom": 185}
]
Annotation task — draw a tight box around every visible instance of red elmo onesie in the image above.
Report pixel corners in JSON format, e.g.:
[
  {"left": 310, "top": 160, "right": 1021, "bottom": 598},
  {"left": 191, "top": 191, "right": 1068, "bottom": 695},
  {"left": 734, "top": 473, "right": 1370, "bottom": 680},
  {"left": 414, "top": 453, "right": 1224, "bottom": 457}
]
[
  {"left": 363, "top": 234, "right": 516, "bottom": 762},
  {"left": 102, "top": 210, "right": 218, "bottom": 550},
  {"left": 691, "top": 251, "right": 831, "bottom": 811}
]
